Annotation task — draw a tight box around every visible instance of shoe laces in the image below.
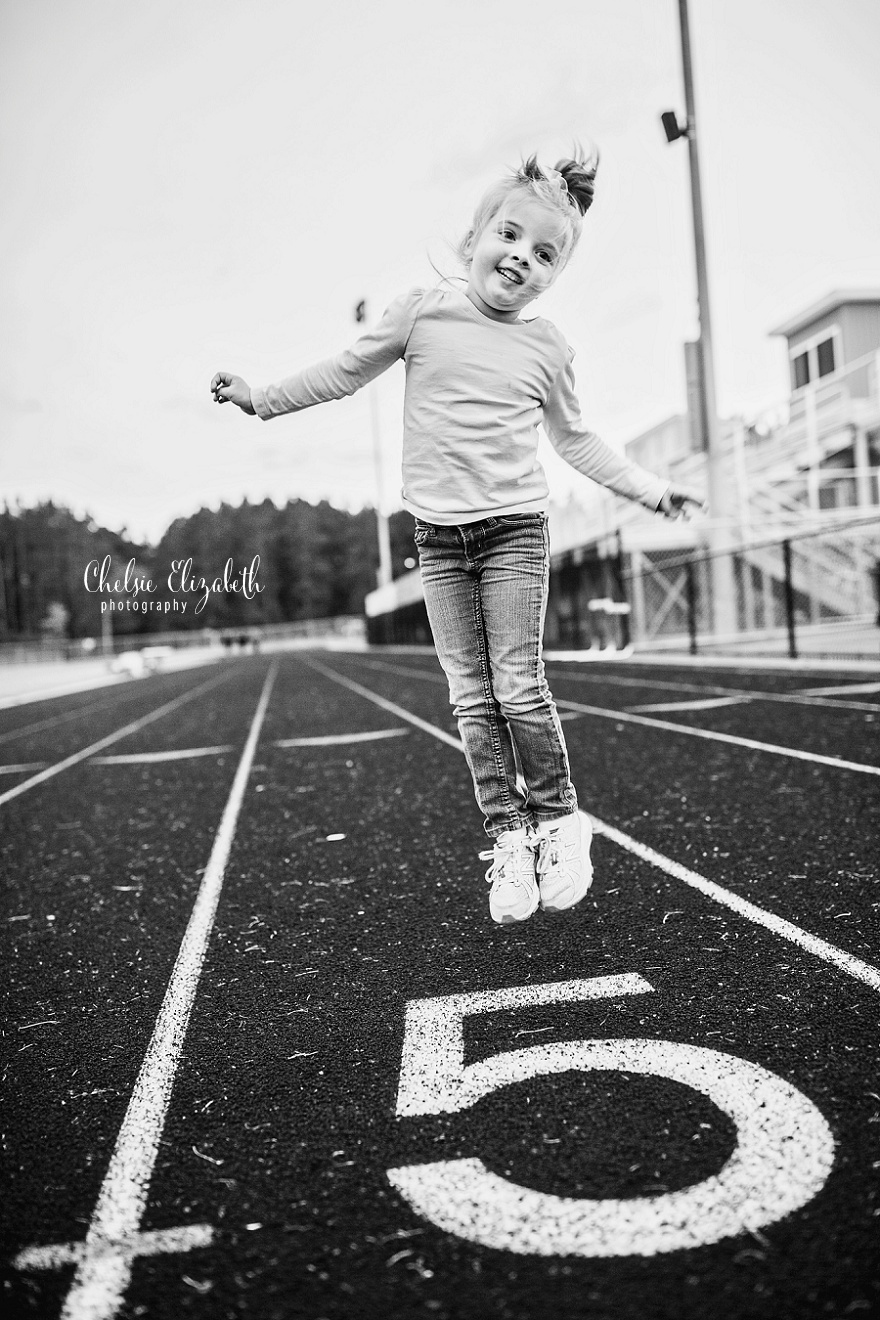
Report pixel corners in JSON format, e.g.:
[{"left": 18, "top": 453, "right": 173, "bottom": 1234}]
[
  {"left": 480, "top": 833, "right": 535, "bottom": 889},
  {"left": 536, "top": 825, "right": 574, "bottom": 876}
]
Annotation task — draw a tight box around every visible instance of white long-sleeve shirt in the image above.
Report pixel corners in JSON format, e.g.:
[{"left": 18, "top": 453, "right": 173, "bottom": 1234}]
[{"left": 251, "top": 285, "right": 669, "bottom": 524}]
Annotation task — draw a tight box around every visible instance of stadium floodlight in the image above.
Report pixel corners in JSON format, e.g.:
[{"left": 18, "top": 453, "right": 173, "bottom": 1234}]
[{"left": 661, "top": 110, "right": 688, "bottom": 143}]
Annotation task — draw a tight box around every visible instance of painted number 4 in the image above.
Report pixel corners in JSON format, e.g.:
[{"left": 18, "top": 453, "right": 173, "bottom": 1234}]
[{"left": 387, "top": 974, "right": 834, "bottom": 1257}]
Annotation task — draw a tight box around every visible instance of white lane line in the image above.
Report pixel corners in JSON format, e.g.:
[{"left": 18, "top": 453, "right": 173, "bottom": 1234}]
[
  {"left": 0, "top": 670, "right": 235, "bottom": 808},
  {"left": 353, "top": 658, "right": 756, "bottom": 713},
  {"left": 554, "top": 697, "right": 880, "bottom": 777},
  {"left": 15, "top": 1224, "right": 214, "bottom": 1272},
  {"left": 301, "top": 657, "right": 463, "bottom": 749},
  {"left": 797, "top": 681, "right": 880, "bottom": 697},
  {"left": 628, "top": 697, "right": 752, "bottom": 713},
  {"left": 349, "top": 655, "right": 880, "bottom": 712},
  {"left": 310, "top": 659, "right": 880, "bottom": 993},
  {"left": 274, "top": 728, "right": 409, "bottom": 747},
  {"left": 55, "top": 661, "right": 278, "bottom": 1320},
  {"left": 0, "top": 673, "right": 130, "bottom": 711},
  {"left": 91, "top": 746, "right": 235, "bottom": 764},
  {"left": 591, "top": 814, "right": 880, "bottom": 995},
  {"left": 547, "top": 670, "right": 759, "bottom": 698},
  {"left": 546, "top": 667, "right": 880, "bottom": 713},
  {"left": 354, "top": 657, "right": 447, "bottom": 684},
  {"left": 3, "top": 747, "right": 234, "bottom": 772},
  {"left": 764, "top": 691, "right": 879, "bottom": 711},
  {"left": 0, "top": 691, "right": 143, "bottom": 747}
]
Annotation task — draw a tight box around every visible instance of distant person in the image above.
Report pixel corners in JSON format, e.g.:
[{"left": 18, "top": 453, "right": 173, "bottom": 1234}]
[{"left": 211, "top": 148, "right": 701, "bottom": 924}]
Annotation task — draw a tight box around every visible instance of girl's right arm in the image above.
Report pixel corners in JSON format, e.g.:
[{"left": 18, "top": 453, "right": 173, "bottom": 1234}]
[{"left": 210, "top": 290, "right": 423, "bottom": 421}]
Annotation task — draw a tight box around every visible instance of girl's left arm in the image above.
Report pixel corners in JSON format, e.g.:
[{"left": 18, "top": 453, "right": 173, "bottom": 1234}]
[
  {"left": 543, "top": 354, "right": 704, "bottom": 519},
  {"left": 656, "top": 485, "right": 705, "bottom": 520}
]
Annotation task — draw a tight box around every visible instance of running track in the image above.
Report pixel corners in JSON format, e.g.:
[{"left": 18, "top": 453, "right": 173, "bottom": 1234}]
[{"left": 2, "top": 648, "right": 879, "bottom": 1319}]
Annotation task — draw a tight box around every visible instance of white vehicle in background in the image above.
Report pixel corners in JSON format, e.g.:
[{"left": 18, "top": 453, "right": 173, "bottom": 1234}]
[{"left": 110, "top": 646, "right": 174, "bottom": 678}]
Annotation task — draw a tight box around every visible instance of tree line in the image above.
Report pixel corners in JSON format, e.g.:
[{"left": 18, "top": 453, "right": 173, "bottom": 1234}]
[{"left": 0, "top": 500, "right": 417, "bottom": 640}]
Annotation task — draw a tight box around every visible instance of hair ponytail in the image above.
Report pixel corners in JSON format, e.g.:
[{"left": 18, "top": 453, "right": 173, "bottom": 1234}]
[{"left": 555, "top": 146, "right": 599, "bottom": 216}]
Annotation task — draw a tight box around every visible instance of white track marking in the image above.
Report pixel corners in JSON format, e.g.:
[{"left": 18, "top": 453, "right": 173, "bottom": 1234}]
[
  {"left": 274, "top": 728, "right": 408, "bottom": 747},
  {"left": 301, "top": 657, "right": 462, "bottom": 749},
  {"left": 15, "top": 1225, "right": 213, "bottom": 1273},
  {"left": 395, "top": 976, "right": 654, "bottom": 1118},
  {"left": 390, "top": 976, "right": 834, "bottom": 1255},
  {"left": 352, "top": 657, "right": 447, "bottom": 684},
  {"left": 627, "top": 688, "right": 879, "bottom": 714},
  {"left": 91, "top": 746, "right": 235, "bottom": 764},
  {"left": 347, "top": 654, "right": 880, "bottom": 711},
  {"left": 52, "top": 661, "right": 278, "bottom": 1320},
  {"left": 0, "top": 673, "right": 129, "bottom": 711},
  {"left": 0, "top": 670, "right": 234, "bottom": 807},
  {"left": 339, "top": 655, "right": 879, "bottom": 772},
  {"left": 797, "top": 681, "right": 880, "bottom": 697},
  {"left": 309, "top": 660, "right": 880, "bottom": 992},
  {"left": 0, "top": 762, "right": 47, "bottom": 775},
  {"left": 389, "top": 1051, "right": 833, "bottom": 1256},
  {"left": 547, "top": 667, "right": 880, "bottom": 712},
  {"left": 591, "top": 814, "right": 880, "bottom": 994},
  {"left": 628, "top": 697, "right": 751, "bottom": 713},
  {"left": 554, "top": 697, "right": 880, "bottom": 776},
  {"left": 0, "top": 692, "right": 142, "bottom": 747}
]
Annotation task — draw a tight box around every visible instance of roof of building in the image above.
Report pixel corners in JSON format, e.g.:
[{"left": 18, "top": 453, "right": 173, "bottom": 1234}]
[{"left": 770, "top": 289, "right": 880, "bottom": 339}]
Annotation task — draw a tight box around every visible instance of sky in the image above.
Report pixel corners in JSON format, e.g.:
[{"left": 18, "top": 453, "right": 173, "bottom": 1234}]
[{"left": 1, "top": 0, "right": 879, "bottom": 545}]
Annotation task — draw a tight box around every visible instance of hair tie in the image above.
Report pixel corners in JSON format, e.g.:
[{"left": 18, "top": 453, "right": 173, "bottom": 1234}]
[{"left": 543, "top": 167, "right": 575, "bottom": 209}]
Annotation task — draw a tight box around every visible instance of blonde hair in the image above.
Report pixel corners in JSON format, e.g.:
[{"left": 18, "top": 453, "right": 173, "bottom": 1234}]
[{"left": 458, "top": 146, "right": 599, "bottom": 269}]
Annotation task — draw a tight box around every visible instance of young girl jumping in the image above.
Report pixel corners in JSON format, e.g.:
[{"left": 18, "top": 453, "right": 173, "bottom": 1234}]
[{"left": 211, "top": 149, "right": 701, "bottom": 925}]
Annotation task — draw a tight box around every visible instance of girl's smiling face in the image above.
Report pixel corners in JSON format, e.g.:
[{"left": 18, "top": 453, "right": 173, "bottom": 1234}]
[{"left": 465, "top": 194, "right": 568, "bottom": 323}]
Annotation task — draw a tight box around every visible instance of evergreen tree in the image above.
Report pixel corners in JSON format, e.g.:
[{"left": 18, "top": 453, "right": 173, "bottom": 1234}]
[{"left": 0, "top": 498, "right": 418, "bottom": 640}]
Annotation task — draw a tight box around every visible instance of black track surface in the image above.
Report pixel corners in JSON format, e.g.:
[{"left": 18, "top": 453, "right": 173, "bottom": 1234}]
[{"left": 2, "top": 649, "right": 879, "bottom": 1319}]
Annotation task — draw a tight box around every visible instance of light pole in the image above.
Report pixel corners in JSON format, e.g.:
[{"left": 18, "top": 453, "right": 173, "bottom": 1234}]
[
  {"left": 662, "top": 0, "right": 736, "bottom": 636},
  {"left": 354, "top": 300, "right": 393, "bottom": 588}
]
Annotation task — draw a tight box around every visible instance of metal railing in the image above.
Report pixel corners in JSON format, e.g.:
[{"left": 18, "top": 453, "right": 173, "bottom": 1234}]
[{"left": 622, "top": 518, "right": 880, "bottom": 660}]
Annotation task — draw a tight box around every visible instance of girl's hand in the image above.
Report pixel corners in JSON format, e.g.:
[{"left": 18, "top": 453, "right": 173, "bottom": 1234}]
[
  {"left": 658, "top": 485, "right": 706, "bottom": 520},
  {"left": 211, "top": 372, "right": 256, "bottom": 415}
]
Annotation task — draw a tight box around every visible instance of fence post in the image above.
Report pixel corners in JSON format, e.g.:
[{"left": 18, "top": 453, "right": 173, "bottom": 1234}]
[
  {"left": 685, "top": 557, "right": 698, "bottom": 655},
  {"left": 615, "top": 533, "right": 631, "bottom": 650},
  {"left": 783, "top": 538, "right": 797, "bottom": 659}
]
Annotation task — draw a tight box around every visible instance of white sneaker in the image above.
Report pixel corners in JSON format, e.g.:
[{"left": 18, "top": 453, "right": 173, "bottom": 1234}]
[
  {"left": 480, "top": 827, "right": 539, "bottom": 924},
  {"left": 536, "top": 812, "right": 593, "bottom": 912}
]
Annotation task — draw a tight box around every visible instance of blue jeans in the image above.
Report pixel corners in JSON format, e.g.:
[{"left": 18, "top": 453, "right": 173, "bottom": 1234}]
[{"left": 415, "top": 513, "right": 577, "bottom": 840}]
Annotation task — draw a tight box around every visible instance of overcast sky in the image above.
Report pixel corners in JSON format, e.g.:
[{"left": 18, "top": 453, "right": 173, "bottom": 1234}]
[{"left": 2, "top": 0, "right": 878, "bottom": 544}]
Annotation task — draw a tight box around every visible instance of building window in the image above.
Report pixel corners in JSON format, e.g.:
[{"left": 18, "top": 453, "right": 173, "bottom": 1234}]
[
  {"left": 816, "top": 337, "right": 836, "bottom": 378},
  {"left": 789, "top": 327, "right": 841, "bottom": 394}
]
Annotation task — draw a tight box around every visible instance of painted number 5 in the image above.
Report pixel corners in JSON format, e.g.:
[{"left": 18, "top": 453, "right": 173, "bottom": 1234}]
[{"left": 386, "top": 974, "right": 834, "bottom": 1257}]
